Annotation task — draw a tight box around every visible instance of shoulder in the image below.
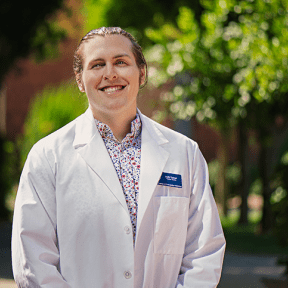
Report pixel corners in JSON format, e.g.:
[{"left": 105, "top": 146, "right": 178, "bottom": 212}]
[
  {"left": 34, "top": 117, "right": 79, "bottom": 151},
  {"left": 28, "top": 112, "right": 86, "bottom": 164}
]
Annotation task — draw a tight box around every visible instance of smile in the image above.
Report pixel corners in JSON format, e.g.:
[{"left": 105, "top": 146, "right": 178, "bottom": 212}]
[{"left": 100, "top": 85, "right": 126, "bottom": 93}]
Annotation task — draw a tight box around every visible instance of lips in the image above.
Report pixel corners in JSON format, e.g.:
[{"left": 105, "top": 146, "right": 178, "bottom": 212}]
[{"left": 99, "top": 85, "right": 126, "bottom": 93}]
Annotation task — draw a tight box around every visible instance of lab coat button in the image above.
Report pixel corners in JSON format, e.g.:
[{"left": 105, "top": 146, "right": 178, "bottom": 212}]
[
  {"left": 124, "top": 271, "right": 132, "bottom": 279},
  {"left": 124, "top": 226, "right": 131, "bottom": 234}
]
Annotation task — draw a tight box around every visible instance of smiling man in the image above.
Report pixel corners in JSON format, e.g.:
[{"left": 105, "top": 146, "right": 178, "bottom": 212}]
[
  {"left": 76, "top": 32, "right": 145, "bottom": 141},
  {"left": 12, "top": 27, "right": 226, "bottom": 288}
]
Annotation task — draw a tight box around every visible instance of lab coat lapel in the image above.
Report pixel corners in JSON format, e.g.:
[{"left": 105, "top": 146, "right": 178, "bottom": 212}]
[
  {"left": 137, "top": 112, "right": 170, "bottom": 233},
  {"left": 73, "top": 109, "right": 128, "bottom": 214}
]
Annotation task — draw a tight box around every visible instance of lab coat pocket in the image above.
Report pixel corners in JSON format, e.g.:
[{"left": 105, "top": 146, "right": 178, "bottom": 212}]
[{"left": 154, "top": 196, "right": 189, "bottom": 254}]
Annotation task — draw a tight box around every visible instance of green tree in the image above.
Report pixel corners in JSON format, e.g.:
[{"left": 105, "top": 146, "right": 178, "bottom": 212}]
[
  {"left": 145, "top": 0, "right": 288, "bottom": 229},
  {"left": 83, "top": 0, "right": 205, "bottom": 46}
]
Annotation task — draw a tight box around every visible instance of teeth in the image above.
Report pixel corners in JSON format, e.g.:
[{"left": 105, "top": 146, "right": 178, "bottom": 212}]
[{"left": 102, "top": 86, "right": 123, "bottom": 93}]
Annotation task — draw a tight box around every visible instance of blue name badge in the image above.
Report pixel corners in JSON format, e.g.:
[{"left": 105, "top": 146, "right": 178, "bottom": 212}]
[{"left": 158, "top": 172, "right": 182, "bottom": 188}]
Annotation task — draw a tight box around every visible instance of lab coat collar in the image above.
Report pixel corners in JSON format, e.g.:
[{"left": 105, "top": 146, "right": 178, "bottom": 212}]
[
  {"left": 73, "top": 108, "right": 95, "bottom": 147},
  {"left": 73, "top": 108, "right": 129, "bottom": 215},
  {"left": 73, "top": 108, "right": 170, "bottom": 237}
]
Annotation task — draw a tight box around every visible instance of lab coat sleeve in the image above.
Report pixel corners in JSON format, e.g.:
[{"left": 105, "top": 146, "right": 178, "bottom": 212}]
[
  {"left": 12, "top": 143, "right": 71, "bottom": 288},
  {"left": 176, "top": 143, "right": 226, "bottom": 288}
]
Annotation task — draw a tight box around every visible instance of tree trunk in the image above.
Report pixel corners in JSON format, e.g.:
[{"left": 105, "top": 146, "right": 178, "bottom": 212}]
[
  {"left": 215, "top": 129, "right": 230, "bottom": 216},
  {"left": 259, "top": 132, "right": 273, "bottom": 233},
  {"left": 238, "top": 122, "right": 249, "bottom": 225},
  {"left": 0, "top": 86, "right": 6, "bottom": 135}
]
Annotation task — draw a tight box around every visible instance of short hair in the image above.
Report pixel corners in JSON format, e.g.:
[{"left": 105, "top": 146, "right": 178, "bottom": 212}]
[{"left": 73, "top": 27, "right": 148, "bottom": 88}]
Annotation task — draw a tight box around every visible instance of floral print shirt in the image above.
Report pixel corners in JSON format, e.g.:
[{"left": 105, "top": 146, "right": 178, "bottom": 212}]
[{"left": 95, "top": 114, "right": 142, "bottom": 243}]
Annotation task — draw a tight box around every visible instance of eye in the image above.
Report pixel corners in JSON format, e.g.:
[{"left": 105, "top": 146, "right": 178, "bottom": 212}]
[
  {"left": 116, "top": 60, "right": 127, "bottom": 65},
  {"left": 92, "top": 63, "right": 104, "bottom": 69}
]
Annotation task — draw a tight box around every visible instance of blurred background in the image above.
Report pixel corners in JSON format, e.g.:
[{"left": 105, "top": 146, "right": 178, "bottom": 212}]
[{"left": 1, "top": 0, "right": 288, "bottom": 287}]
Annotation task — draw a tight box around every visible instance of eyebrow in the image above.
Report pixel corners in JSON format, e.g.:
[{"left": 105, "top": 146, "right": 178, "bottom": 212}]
[
  {"left": 114, "top": 53, "right": 131, "bottom": 59},
  {"left": 90, "top": 53, "right": 132, "bottom": 62}
]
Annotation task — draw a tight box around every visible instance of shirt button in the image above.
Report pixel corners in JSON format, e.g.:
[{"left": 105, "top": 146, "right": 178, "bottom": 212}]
[
  {"left": 124, "top": 226, "right": 131, "bottom": 234},
  {"left": 124, "top": 271, "right": 132, "bottom": 279}
]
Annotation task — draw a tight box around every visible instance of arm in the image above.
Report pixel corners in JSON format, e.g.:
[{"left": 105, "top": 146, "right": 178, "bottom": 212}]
[
  {"left": 12, "top": 144, "right": 71, "bottom": 288},
  {"left": 176, "top": 143, "right": 226, "bottom": 288}
]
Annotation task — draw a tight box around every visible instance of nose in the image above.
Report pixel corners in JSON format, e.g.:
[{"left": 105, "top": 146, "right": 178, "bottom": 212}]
[{"left": 103, "top": 63, "right": 118, "bottom": 81}]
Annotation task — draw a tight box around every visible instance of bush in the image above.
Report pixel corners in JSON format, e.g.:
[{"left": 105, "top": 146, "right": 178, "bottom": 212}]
[{"left": 19, "top": 80, "right": 88, "bottom": 167}]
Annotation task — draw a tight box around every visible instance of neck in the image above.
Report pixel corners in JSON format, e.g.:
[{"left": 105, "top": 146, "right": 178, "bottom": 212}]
[{"left": 91, "top": 107, "right": 137, "bottom": 141}]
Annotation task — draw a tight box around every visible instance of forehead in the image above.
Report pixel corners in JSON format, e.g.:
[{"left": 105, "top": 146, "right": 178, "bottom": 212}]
[{"left": 81, "top": 35, "right": 135, "bottom": 64}]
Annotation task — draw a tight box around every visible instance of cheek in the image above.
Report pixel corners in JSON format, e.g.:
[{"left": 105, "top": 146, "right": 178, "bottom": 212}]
[
  {"left": 83, "top": 72, "right": 101, "bottom": 88},
  {"left": 126, "top": 71, "right": 140, "bottom": 86}
]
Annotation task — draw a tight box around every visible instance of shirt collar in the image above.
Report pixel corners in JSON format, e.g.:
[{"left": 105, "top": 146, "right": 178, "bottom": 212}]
[{"left": 95, "top": 113, "right": 142, "bottom": 142}]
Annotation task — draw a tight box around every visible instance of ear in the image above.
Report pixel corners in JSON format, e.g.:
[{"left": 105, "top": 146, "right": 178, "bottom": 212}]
[
  {"left": 76, "top": 73, "right": 85, "bottom": 92},
  {"left": 139, "top": 66, "right": 146, "bottom": 87},
  {"left": 78, "top": 81, "right": 85, "bottom": 93}
]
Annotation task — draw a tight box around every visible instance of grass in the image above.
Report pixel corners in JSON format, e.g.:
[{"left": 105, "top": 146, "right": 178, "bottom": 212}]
[{"left": 221, "top": 209, "right": 288, "bottom": 256}]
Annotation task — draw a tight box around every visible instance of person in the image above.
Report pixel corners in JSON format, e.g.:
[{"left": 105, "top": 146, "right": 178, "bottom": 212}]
[{"left": 12, "top": 27, "right": 226, "bottom": 288}]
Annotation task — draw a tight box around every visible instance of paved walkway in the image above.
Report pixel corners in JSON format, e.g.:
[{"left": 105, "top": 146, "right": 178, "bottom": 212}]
[
  {"left": 0, "top": 222, "right": 16, "bottom": 287},
  {"left": 219, "top": 252, "right": 286, "bottom": 288},
  {"left": 0, "top": 279, "right": 17, "bottom": 288},
  {"left": 1, "top": 221, "right": 287, "bottom": 287}
]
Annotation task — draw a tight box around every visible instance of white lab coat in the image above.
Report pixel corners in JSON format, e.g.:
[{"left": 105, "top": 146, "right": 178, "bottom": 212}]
[{"left": 12, "top": 108, "right": 225, "bottom": 288}]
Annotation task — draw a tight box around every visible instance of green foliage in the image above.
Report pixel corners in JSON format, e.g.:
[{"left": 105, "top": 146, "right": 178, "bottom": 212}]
[
  {"left": 82, "top": 0, "right": 204, "bottom": 47},
  {"left": 145, "top": 1, "right": 288, "bottom": 129},
  {"left": 83, "top": 0, "right": 113, "bottom": 31},
  {"left": 20, "top": 81, "right": 88, "bottom": 166},
  {"left": 208, "top": 159, "right": 242, "bottom": 195},
  {"left": 249, "top": 178, "right": 263, "bottom": 195}
]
